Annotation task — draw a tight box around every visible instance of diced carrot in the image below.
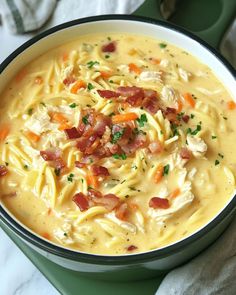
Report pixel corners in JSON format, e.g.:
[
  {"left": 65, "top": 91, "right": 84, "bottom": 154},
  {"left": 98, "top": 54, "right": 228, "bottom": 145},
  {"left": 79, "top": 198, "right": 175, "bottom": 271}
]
[
  {"left": 169, "top": 188, "right": 180, "bottom": 199},
  {"left": 70, "top": 80, "right": 86, "bottom": 94},
  {"left": 34, "top": 76, "right": 43, "bottom": 85},
  {"left": 128, "top": 63, "right": 142, "bottom": 75},
  {"left": 26, "top": 131, "right": 40, "bottom": 143},
  {"left": 50, "top": 112, "right": 68, "bottom": 123},
  {"left": 100, "top": 71, "right": 112, "bottom": 79},
  {"left": 227, "top": 100, "right": 236, "bottom": 110},
  {"left": 0, "top": 125, "right": 10, "bottom": 141},
  {"left": 112, "top": 113, "right": 138, "bottom": 124},
  {"left": 129, "top": 203, "right": 139, "bottom": 211},
  {"left": 42, "top": 232, "right": 51, "bottom": 240},
  {"left": 47, "top": 208, "right": 52, "bottom": 215},
  {"left": 183, "top": 93, "right": 195, "bottom": 108},
  {"left": 87, "top": 173, "right": 99, "bottom": 189},
  {"left": 150, "top": 58, "right": 161, "bottom": 65},
  {"left": 58, "top": 122, "right": 72, "bottom": 131},
  {"left": 177, "top": 99, "right": 183, "bottom": 113},
  {"left": 154, "top": 165, "right": 163, "bottom": 183},
  {"left": 62, "top": 52, "right": 69, "bottom": 62},
  {"left": 128, "top": 48, "right": 137, "bottom": 56},
  {"left": 15, "top": 68, "right": 27, "bottom": 83}
]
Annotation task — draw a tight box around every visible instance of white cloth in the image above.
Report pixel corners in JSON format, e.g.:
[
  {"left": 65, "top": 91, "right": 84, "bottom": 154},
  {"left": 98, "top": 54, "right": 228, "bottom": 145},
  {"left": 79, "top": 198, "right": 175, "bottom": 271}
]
[{"left": 0, "top": 1, "right": 235, "bottom": 294}]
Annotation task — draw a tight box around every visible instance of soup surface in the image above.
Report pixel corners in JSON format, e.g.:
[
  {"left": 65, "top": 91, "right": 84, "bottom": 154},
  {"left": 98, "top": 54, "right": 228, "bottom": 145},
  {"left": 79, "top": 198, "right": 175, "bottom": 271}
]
[{"left": 0, "top": 34, "right": 235, "bottom": 255}]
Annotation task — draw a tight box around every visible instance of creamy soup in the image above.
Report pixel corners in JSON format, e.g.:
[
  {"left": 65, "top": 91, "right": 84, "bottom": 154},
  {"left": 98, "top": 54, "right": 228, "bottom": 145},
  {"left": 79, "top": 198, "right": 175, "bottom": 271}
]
[{"left": 0, "top": 34, "right": 235, "bottom": 255}]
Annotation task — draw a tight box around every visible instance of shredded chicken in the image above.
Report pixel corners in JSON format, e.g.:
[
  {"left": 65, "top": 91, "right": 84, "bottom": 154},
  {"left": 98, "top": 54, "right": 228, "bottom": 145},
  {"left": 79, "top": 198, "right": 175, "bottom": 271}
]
[
  {"left": 178, "top": 67, "right": 192, "bottom": 82},
  {"left": 187, "top": 135, "right": 207, "bottom": 157},
  {"left": 139, "top": 71, "right": 162, "bottom": 82}
]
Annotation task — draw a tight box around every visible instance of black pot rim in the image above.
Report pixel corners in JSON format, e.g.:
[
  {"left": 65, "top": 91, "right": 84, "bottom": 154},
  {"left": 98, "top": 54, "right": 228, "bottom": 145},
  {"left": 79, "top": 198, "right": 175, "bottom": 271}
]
[{"left": 0, "top": 14, "right": 236, "bottom": 265}]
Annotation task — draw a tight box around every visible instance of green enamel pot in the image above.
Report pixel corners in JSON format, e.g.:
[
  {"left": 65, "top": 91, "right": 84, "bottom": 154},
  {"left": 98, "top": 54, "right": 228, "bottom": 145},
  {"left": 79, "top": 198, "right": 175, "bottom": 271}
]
[{"left": 0, "top": 0, "right": 236, "bottom": 281}]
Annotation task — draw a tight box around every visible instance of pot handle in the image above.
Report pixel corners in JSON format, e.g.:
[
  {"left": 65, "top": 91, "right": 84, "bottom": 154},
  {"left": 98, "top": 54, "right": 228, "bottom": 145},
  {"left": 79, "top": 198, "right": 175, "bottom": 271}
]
[{"left": 133, "top": 0, "right": 236, "bottom": 49}]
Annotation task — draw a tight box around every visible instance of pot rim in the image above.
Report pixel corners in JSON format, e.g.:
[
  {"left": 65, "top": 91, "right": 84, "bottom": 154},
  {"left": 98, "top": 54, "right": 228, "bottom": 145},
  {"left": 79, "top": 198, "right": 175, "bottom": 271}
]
[{"left": 0, "top": 14, "right": 236, "bottom": 265}]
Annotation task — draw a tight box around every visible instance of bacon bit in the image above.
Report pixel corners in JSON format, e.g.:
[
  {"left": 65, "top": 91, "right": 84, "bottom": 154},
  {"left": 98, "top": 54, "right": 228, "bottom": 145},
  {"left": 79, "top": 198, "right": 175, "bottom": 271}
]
[
  {"left": 73, "top": 192, "right": 89, "bottom": 211},
  {"left": 122, "top": 133, "right": 146, "bottom": 154},
  {"left": 183, "top": 93, "right": 195, "bottom": 108},
  {"left": 88, "top": 188, "right": 103, "bottom": 199},
  {"left": 180, "top": 147, "right": 192, "bottom": 160},
  {"left": 99, "top": 71, "right": 113, "bottom": 79},
  {"left": 127, "top": 245, "right": 138, "bottom": 251},
  {"left": 148, "top": 140, "right": 163, "bottom": 154},
  {"left": 54, "top": 158, "right": 66, "bottom": 170},
  {"left": 34, "top": 76, "right": 43, "bottom": 85},
  {"left": 96, "top": 194, "right": 120, "bottom": 211},
  {"left": 86, "top": 173, "right": 99, "bottom": 189},
  {"left": 70, "top": 80, "right": 86, "bottom": 94},
  {"left": 227, "top": 100, "right": 236, "bottom": 110},
  {"left": 112, "top": 113, "right": 138, "bottom": 124},
  {"left": 102, "top": 41, "right": 116, "bottom": 53},
  {"left": 97, "top": 90, "right": 119, "bottom": 99},
  {"left": 26, "top": 131, "right": 40, "bottom": 143},
  {"left": 0, "top": 125, "right": 10, "bottom": 141},
  {"left": 128, "top": 63, "right": 142, "bottom": 75},
  {"left": 126, "top": 92, "right": 143, "bottom": 107},
  {"left": 144, "top": 89, "right": 158, "bottom": 99},
  {"left": 75, "top": 161, "right": 86, "bottom": 168},
  {"left": 149, "top": 197, "right": 170, "bottom": 209},
  {"left": 0, "top": 165, "right": 8, "bottom": 177},
  {"left": 64, "top": 127, "right": 81, "bottom": 139},
  {"left": 182, "top": 115, "right": 190, "bottom": 123},
  {"left": 40, "top": 149, "right": 61, "bottom": 161},
  {"left": 169, "top": 188, "right": 180, "bottom": 199},
  {"left": 90, "top": 165, "right": 109, "bottom": 177},
  {"left": 63, "top": 76, "right": 76, "bottom": 86},
  {"left": 115, "top": 202, "right": 129, "bottom": 220},
  {"left": 177, "top": 99, "right": 183, "bottom": 113},
  {"left": 154, "top": 165, "right": 163, "bottom": 183},
  {"left": 149, "top": 58, "right": 161, "bottom": 65},
  {"left": 142, "top": 96, "right": 160, "bottom": 114},
  {"left": 15, "top": 68, "right": 27, "bottom": 83},
  {"left": 165, "top": 107, "right": 178, "bottom": 123},
  {"left": 117, "top": 86, "right": 144, "bottom": 97},
  {"left": 42, "top": 232, "right": 51, "bottom": 240}
]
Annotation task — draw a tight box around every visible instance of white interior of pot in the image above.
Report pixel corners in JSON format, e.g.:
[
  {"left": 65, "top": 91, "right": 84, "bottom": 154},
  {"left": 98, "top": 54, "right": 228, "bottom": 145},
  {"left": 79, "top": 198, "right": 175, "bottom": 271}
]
[{"left": 0, "top": 18, "right": 236, "bottom": 255}]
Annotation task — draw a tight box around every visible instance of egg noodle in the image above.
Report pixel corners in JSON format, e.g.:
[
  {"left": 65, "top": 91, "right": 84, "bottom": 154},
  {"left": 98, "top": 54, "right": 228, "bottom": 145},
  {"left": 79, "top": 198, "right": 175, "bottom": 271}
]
[{"left": 0, "top": 34, "right": 235, "bottom": 255}]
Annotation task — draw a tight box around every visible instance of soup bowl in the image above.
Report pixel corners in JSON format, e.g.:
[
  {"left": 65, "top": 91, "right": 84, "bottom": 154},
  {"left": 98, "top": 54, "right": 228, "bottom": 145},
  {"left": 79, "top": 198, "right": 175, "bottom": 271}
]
[{"left": 0, "top": 12, "right": 236, "bottom": 281}]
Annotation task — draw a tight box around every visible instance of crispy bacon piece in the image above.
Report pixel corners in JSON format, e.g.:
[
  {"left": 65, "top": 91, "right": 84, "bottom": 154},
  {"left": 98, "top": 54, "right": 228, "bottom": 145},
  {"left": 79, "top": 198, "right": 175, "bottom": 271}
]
[
  {"left": 95, "top": 194, "right": 120, "bottom": 211},
  {"left": 88, "top": 188, "right": 103, "bottom": 199},
  {"left": 54, "top": 158, "right": 66, "bottom": 170},
  {"left": 73, "top": 193, "right": 89, "bottom": 211},
  {"left": 144, "top": 89, "right": 157, "bottom": 99},
  {"left": 90, "top": 165, "right": 109, "bottom": 177},
  {"left": 101, "top": 41, "right": 116, "bottom": 53},
  {"left": 97, "top": 90, "right": 119, "bottom": 99},
  {"left": 165, "top": 107, "right": 178, "bottom": 123},
  {"left": 63, "top": 76, "right": 76, "bottom": 86},
  {"left": 93, "top": 114, "right": 112, "bottom": 137},
  {"left": 40, "top": 149, "right": 61, "bottom": 161},
  {"left": 64, "top": 127, "right": 81, "bottom": 139},
  {"left": 76, "top": 135, "right": 98, "bottom": 153},
  {"left": 126, "top": 93, "right": 143, "bottom": 107},
  {"left": 182, "top": 115, "right": 190, "bottom": 123},
  {"left": 180, "top": 147, "right": 192, "bottom": 160},
  {"left": 148, "top": 140, "right": 163, "bottom": 154},
  {"left": 75, "top": 161, "right": 86, "bottom": 168},
  {"left": 142, "top": 96, "right": 160, "bottom": 114},
  {"left": 149, "top": 197, "right": 170, "bottom": 209},
  {"left": 0, "top": 165, "right": 8, "bottom": 177},
  {"left": 115, "top": 202, "right": 129, "bottom": 220},
  {"left": 127, "top": 245, "right": 138, "bottom": 251},
  {"left": 117, "top": 86, "right": 144, "bottom": 98},
  {"left": 122, "top": 133, "right": 147, "bottom": 154}
]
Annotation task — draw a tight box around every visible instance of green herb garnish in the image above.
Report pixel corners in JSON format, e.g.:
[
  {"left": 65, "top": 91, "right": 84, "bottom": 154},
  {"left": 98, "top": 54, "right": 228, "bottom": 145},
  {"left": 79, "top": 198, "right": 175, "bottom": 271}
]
[
  {"left": 111, "top": 129, "right": 124, "bottom": 144},
  {"left": 87, "top": 83, "right": 94, "bottom": 91},
  {"left": 190, "top": 114, "right": 195, "bottom": 119},
  {"left": 136, "top": 114, "right": 148, "bottom": 127},
  {"left": 69, "top": 103, "right": 77, "bottom": 108},
  {"left": 67, "top": 173, "right": 74, "bottom": 182},
  {"left": 112, "top": 153, "right": 127, "bottom": 160},
  {"left": 187, "top": 124, "right": 201, "bottom": 135},
  {"left": 27, "top": 108, "right": 33, "bottom": 115},
  {"left": 218, "top": 153, "right": 224, "bottom": 158},
  {"left": 40, "top": 102, "right": 46, "bottom": 107},
  {"left": 105, "top": 55, "right": 110, "bottom": 59},
  {"left": 163, "top": 164, "right": 170, "bottom": 175},
  {"left": 87, "top": 60, "right": 99, "bottom": 69},
  {"left": 212, "top": 135, "right": 217, "bottom": 139},
  {"left": 5, "top": 162, "right": 9, "bottom": 166},
  {"left": 82, "top": 115, "right": 89, "bottom": 125},
  {"left": 215, "top": 160, "right": 220, "bottom": 166},
  {"left": 54, "top": 168, "right": 61, "bottom": 176},
  {"left": 23, "top": 164, "right": 28, "bottom": 170},
  {"left": 159, "top": 43, "right": 167, "bottom": 48}
]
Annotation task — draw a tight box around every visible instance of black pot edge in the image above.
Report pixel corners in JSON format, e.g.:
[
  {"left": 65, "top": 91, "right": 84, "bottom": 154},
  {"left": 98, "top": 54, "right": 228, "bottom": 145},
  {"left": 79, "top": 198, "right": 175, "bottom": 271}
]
[{"left": 0, "top": 14, "right": 236, "bottom": 266}]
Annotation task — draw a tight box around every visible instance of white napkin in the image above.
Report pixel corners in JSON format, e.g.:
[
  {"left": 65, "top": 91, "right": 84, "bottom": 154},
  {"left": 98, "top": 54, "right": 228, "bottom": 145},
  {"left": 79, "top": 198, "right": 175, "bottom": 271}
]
[{"left": 0, "top": 1, "right": 235, "bottom": 294}]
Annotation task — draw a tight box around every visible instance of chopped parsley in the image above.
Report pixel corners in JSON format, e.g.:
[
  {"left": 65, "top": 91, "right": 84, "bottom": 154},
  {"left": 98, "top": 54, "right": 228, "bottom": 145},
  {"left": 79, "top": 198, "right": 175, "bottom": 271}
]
[
  {"left": 82, "top": 115, "right": 89, "bottom": 125},
  {"left": 136, "top": 114, "right": 148, "bottom": 127},
  {"left": 87, "top": 60, "right": 99, "bottom": 69},
  {"left": 67, "top": 173, "right": 74, "bottom": 182},
  {"left": 87, "top": 83, "right": 94, "bottom": 91},
  {"left": 171, "top": 123, "right": 179, "bottom": 136},
  {"left": 111, "top": 129, "right": 124, "bottom": 144},
  {"left": 129, "top": 186, "right": 141, "bottom": 192},
  {"left": 132, "top": 165, "right": 138, "bottom": 170},
  {"left": 107, "top": 36, "right": 111, "bottom": 41},
  {"left": 108, "top": 112, "right": 115, "bottom": 117},
  {"left": 223, "top": 116, "right": 228, "bottom": 120},
  {"left": 212, "top": 135, "right": 217, "bottom": 139},
  {"left": 63, "top": 233, "right": 68, "bottom": 237},
  {"left": 163, "top": 164, "right": 170, "bottom": 176},
  {"left": 159, "top": 43, "right": 167, "bottom": 48},
  {"left": 190, "top": 114, "right": 195, "bottom": 119},
  {"left": 105, "top": 55, "right": 110, "bottom": 59},
  {"left": 121, "top": 180, "right": 126, "bottom": 184},
  {"left": 218, "top": 153, "right": 224, "bottom": 158},
  {"left": 177, "top": 112, "right": 185, "bottom": 121},
  {"left": 27, "top": 108, "right": 33, "bottom": 115},
  {"left": 40, "top": 102, "right": 46, "bottom": 107},
  {"left": 109, "top": 80, "right": 114, "bottom": 83},
  {"left": 215, "top": 160, "right": 220, "bottom": 166},
  {"left": 80, "top": 178, "right": 84, "bottom": 183},
  {"left": 54, "top": 168, "right": 61, "bottom": 176},
  {"left": 23, "top": 164, "right": 29, "bottom": 170},
  {"left": 112, "top": 153, "right": 127, "bottom": 160},
  {"left": 187, "top": 124, "right": 201, "bottom": 135},
  {"left": 69, "top": 103, "right": 77, "bottom": 108},
  {"left": 5, "top": 162, "right": 9, "bottom": 166}
]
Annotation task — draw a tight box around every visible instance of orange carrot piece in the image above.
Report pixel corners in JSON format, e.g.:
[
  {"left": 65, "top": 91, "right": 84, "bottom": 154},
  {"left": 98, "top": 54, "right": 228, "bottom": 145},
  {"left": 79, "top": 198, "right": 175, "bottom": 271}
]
[
  {"left": 150, "top": 58, "right": 161, "bottom": 65},
  {"left": 128, "top": 63, "right": 142, "bottom": 75},
  {"left": 70, "top": 80, "right": 86, "bottom": 94},
  {"left": 34, "top": 76, "right": 43, "bottom": 85},
  {"left": 129, "top": 203, "right": 139, "bottom": 211},
  {"left": 154, "top": 165, "right": 164, "bottom": 183},
  {"left": 227, "top": 100, "right": 236, "bottom": 110},
  {"left": 62, "top": 52, "right": 69, "bottom": 62},
  {"left": 169, "top": 188, "right": 180, "bottom": 199},
  {"left": 183, "top": 93, "right": 195, "bottom": 108},
  {"left": 87, "top": 174, "right": 99, "bottom": 189},
  {"left": 0, "top": 125, "right": 10, "bottom": 141},
  {"left": 177, "top": 99, "right": 183, "bottom": 113},
  {"left": 112, "top": 113, "right": 138, "bottom": 124},
  {"left": 100, "top": 71, "right": 112, "bottom": 79},
  {"left": 58, "top": 122, "right": 72, "bottom": 131},
  {"left": 26, "top": 131, "right": 40, "bottom": 143},
  {"left": 42, "top": 232, "right": 51, "bottom": 240},
  {"left": 50, "top": 112, "right": 68, "bottom": 123}
]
